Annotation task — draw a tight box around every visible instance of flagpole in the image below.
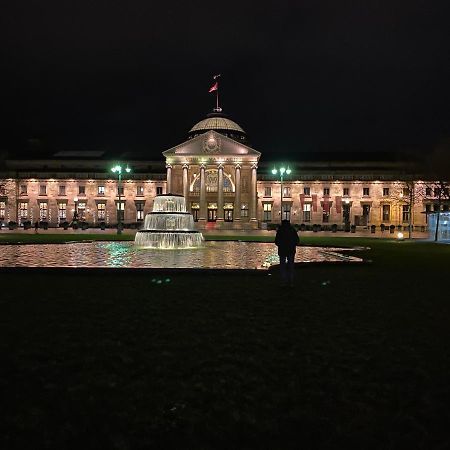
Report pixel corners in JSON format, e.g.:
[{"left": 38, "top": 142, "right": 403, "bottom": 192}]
[{"left": 216, "top": 85, "right": 219, "bottom": 111}]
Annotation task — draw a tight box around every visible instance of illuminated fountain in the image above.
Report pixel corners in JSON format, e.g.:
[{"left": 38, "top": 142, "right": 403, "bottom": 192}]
[{"left": 134, "top": 194, "right": 204, "bottom": 249}]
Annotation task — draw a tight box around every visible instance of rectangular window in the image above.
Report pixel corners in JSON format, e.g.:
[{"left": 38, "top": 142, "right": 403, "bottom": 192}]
[
  {"left": 0, "top": 185, "right": 5, "bottom": 195},
  {"left": 425, "top": 187, "right": 432, "bottom": 196},
  {"left": 264, "top": 187, "right": 272, "bottom": 197},
  {"left": 402, "top": 188, "right": 410, "bottom": 197},
  {"left": 39, "top": 184, "right": 47, "bottom": 196},
  {"left": 323, "top": 188, "right": 330, "bottom": 196},
  {"left": 97, "top": 203, "right": 106, "bottom": 220},
  {"left": 78, "top": 185, "right": 86, "bottom": 195},
  {"left": 0, "top": 201, "right": 5, "bottom": 219},
  {"left": 402, "top": 205, "right": 410, "bottom": 223},
  {"left": 98, "top": 185, "right": 105, "bottom": 196},
  {"left": 383, "top": 188, "right": 390, "bottom": 196},
  {"left": 241, "top": 203, "right": 249, "bottom": 218},
  {"left": 39, "top": 202, "right": 48, "bottom": 220},
  {"left": 77, "top": 202, "right": 86, "bottom": 220},
  {"left": 363, "top": 187, "right": 370, "bottom": 196},
  {"left": 136, "top": 202, "right": 145, "bottom": 221},
  {"left": 137, "top": 185, "right": 144, "bottom": 196},
  {"left": 434, "top": 187, "right": 441, "bottom": 197},
  {"left": 303, "top": 187, "right": 310, "bottom": 195},
  {"left": 343, "top": 188, "right": 349, "bottom": 196},
  {"left": 117, "top": 186, "right": 124, "bottom": 196},
  {"left": 282, "top": 203, "right": 291, "bottom": 221},
  {"left": 116, "top": 201, "right": 125, "bottom": 221},
  {"left": 382, "top": 204, "right": 390, "bottom": 222},
  {"left": 19, "top": 202, "right": 28, "bottom": 219},
  {"left": 20, "top": 184, "right": 27, "bottom": 195},
  {"left": 59, "top": 185, "right": 66, "bottom": 196},
  {"left": 283, "top": 186, "right": 291, "bottom": 197},
  {"left": 156, "top": 186, "right": 163, "bottom": 195},
  {"left": 58, "top": 203, "right": 67, "bottom": 220},
  {"left": 263, "top": 203, "right": 272, "bottom": 222},
  {"left": 303, "top": 203, "right": 311, "bottom": 222}
]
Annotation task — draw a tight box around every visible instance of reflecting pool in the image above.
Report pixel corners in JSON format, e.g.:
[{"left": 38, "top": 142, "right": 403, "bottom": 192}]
[{"left": 0, "top": 241, "right": 363, "bottom": 270}]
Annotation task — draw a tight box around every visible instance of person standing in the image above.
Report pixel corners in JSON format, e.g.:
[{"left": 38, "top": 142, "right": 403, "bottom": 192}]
[{"left": 275, "top": 220, "right": 300, "bottom": 287}]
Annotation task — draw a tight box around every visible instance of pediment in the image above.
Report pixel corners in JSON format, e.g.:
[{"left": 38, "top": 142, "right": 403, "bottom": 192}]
[{"left": 162, "top": 131, "right": 261, "bottom": 159}]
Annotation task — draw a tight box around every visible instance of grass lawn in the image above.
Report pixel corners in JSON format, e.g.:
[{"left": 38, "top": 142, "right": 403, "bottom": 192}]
[{"left": 1, "top": 238, "right": 449, "bottom": 449}]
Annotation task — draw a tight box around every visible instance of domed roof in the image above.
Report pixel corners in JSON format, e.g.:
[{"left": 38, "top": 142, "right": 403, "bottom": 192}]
[
  {"left": 188, "top": 112, "right": 247, "bottom": 143},
  {"left": 189, "top": 113, "right": 245, "bottom": 134}
]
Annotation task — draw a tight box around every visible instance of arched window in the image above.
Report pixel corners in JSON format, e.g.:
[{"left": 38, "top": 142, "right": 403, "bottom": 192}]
[{"left": 191, "top": 170, "right": 235, "bottom": 193}]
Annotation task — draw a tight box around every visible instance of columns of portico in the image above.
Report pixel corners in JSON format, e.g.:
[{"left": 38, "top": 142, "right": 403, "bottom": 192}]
[
  {"left": 198, "top": 164, "right": 207, "bottom": 223},
  {"left": 182, "top": 164, "right": 189, "bottom": 200},
  {"left": 217, "top": 163, "right": 224, "bottom": 221},
  {"left": 166, "top": 164, "right": 172, "bottom": 194},
  {"left": 234, "top": 164, "right": 241, "bottom": 221},
  {"left": 250, "top": 163, "right": 258, "bottom": 223}
]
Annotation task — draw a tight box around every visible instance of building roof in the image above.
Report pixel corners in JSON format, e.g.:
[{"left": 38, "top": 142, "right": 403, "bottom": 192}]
[{"left": 189, "top": 115, "right": 245, "bottom": 134}]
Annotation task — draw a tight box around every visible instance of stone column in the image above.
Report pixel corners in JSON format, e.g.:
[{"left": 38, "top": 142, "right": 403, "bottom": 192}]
[
  {"left": 250, "top": 163, "right": 258, "bottom": 223},
  {"left": 199, "top": 164, "right": 207, "bottom": 223},
  {"left": 182, "top": 164, "right": 189, "bottom": 200},
  {"left": 234, "top": 164, "right": 241, "bottom": 221},
  {"left": 217, "top": 164, "right": 224, "bottom": 221},
  {"left": 166, "top": 164, "right": 172, "bottom": 194}
]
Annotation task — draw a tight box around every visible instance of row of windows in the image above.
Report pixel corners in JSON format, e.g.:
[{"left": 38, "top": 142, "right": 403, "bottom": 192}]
[
  {"left": 263, "top": 186, "right": 450, "bottom": 198},
  {"left": 19, "top": 184, "right": 163, "bottom": 196}
]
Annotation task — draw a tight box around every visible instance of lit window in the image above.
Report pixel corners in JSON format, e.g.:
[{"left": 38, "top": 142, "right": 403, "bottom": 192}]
[
  {"left": 97, "top": 203, "right": 106, "bottom": 220},
  {"left": 402, "top": 205, "right": 410, "bottom": 222},
  {"left": 0, "top": 201, "right": 5, "bottom": 219},
  {"left": 137, "top": 186, "right": 144, "bottom": 196},
  {"left": 283, "top": 187, "right": 291, "bottom": 197},
  {"left": 303, "top": 204, "right": 311, "bottom": 222},
  {"left": 19, "top": 202, "right": 28, "bottom": 219},
  {"left": 136, "top": 202, "right": 145, "bottom": 221},
  {"left": 58, "top": 203, "right": 67, "bottom": 220},
  {"left": 241, "top": 203, "right": 249, "bottom": 217},
  {"left": 39, "top": 202, "right": 48, "bottom": 220},
  {"left": 263, "top": 202, "right": 272, "bottom": 222},
  {"left": 98, "top": 185, "right": 105, "bottom": 195},
  {"left": 282, "top": 203, "right": 291, "bottom": 221}
]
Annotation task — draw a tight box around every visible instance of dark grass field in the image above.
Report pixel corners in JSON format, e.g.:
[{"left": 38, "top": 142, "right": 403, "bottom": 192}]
[{"left": 1, "top": 238, "right": 449, "bottom": 449}]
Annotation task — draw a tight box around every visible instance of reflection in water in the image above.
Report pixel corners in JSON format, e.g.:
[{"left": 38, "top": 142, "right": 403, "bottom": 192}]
[{"left": 0, "top": 242, "right": 362, "bottom": 270}]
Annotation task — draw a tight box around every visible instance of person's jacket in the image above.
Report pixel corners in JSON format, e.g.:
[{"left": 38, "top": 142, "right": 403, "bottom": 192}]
[{"left": 275, "top": 222, "right": 300, "bottom": 255}]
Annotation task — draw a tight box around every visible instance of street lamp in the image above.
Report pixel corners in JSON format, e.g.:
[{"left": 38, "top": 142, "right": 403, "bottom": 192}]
[
  {"left": 272, "top": 166, "right": 292, "bottom": 221},
  {"left": 73, "top": 196, "right": 79, "bottom": 221},
  {"left": 111, "top": 164, "right": 131, "bottom": 235}
]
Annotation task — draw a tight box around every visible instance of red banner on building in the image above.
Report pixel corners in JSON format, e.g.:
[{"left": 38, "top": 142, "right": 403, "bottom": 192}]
[{"left": 335, "top": 196, "right": 342, "bottom": 214}]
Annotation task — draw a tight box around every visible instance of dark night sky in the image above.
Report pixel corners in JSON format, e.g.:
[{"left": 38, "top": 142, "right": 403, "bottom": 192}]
[{"left": 2, "top": 0, "right": 450, "bottom": 159}]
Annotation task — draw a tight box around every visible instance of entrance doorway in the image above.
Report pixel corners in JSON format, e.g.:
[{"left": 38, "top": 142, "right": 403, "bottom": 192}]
[
  {"left": 224, "top": 209, "right": 233, "bottom": 222},
  {"left": 208, "top": 209, "right": 217, "bottom": 222}
]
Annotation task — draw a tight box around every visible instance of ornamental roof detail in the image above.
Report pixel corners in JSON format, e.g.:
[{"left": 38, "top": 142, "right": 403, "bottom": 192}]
[{"left": 162, "top": 130, "right": 261, "bottom": 159}]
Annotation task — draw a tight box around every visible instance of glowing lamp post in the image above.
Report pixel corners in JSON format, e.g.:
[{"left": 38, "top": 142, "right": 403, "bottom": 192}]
[
  {"left": 111, "top": 164, "right": 131, "bottom": 235},
  {"left": 272, "top": 166, "right": 292, "bottom": 221}
]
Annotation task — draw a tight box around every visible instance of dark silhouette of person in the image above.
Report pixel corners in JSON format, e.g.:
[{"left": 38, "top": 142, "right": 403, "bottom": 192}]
[{"left": 275, "top": 220, "right": 300, "bottom": 287}]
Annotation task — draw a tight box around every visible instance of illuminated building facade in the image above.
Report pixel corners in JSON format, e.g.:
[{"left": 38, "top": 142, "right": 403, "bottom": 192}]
[{"left": 0, "top": 111, "right": 448, "bottom": 230}]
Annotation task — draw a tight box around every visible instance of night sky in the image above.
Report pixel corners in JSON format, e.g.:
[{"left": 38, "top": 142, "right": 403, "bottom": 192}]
[{"left": 3, "top": 0, "right": 450, "bottom": 159}]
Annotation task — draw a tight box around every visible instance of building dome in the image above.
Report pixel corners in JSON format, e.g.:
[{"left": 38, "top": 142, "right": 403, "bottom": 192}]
[{"left": 188, "top": 112, "right": 248, "bottom": 143}]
